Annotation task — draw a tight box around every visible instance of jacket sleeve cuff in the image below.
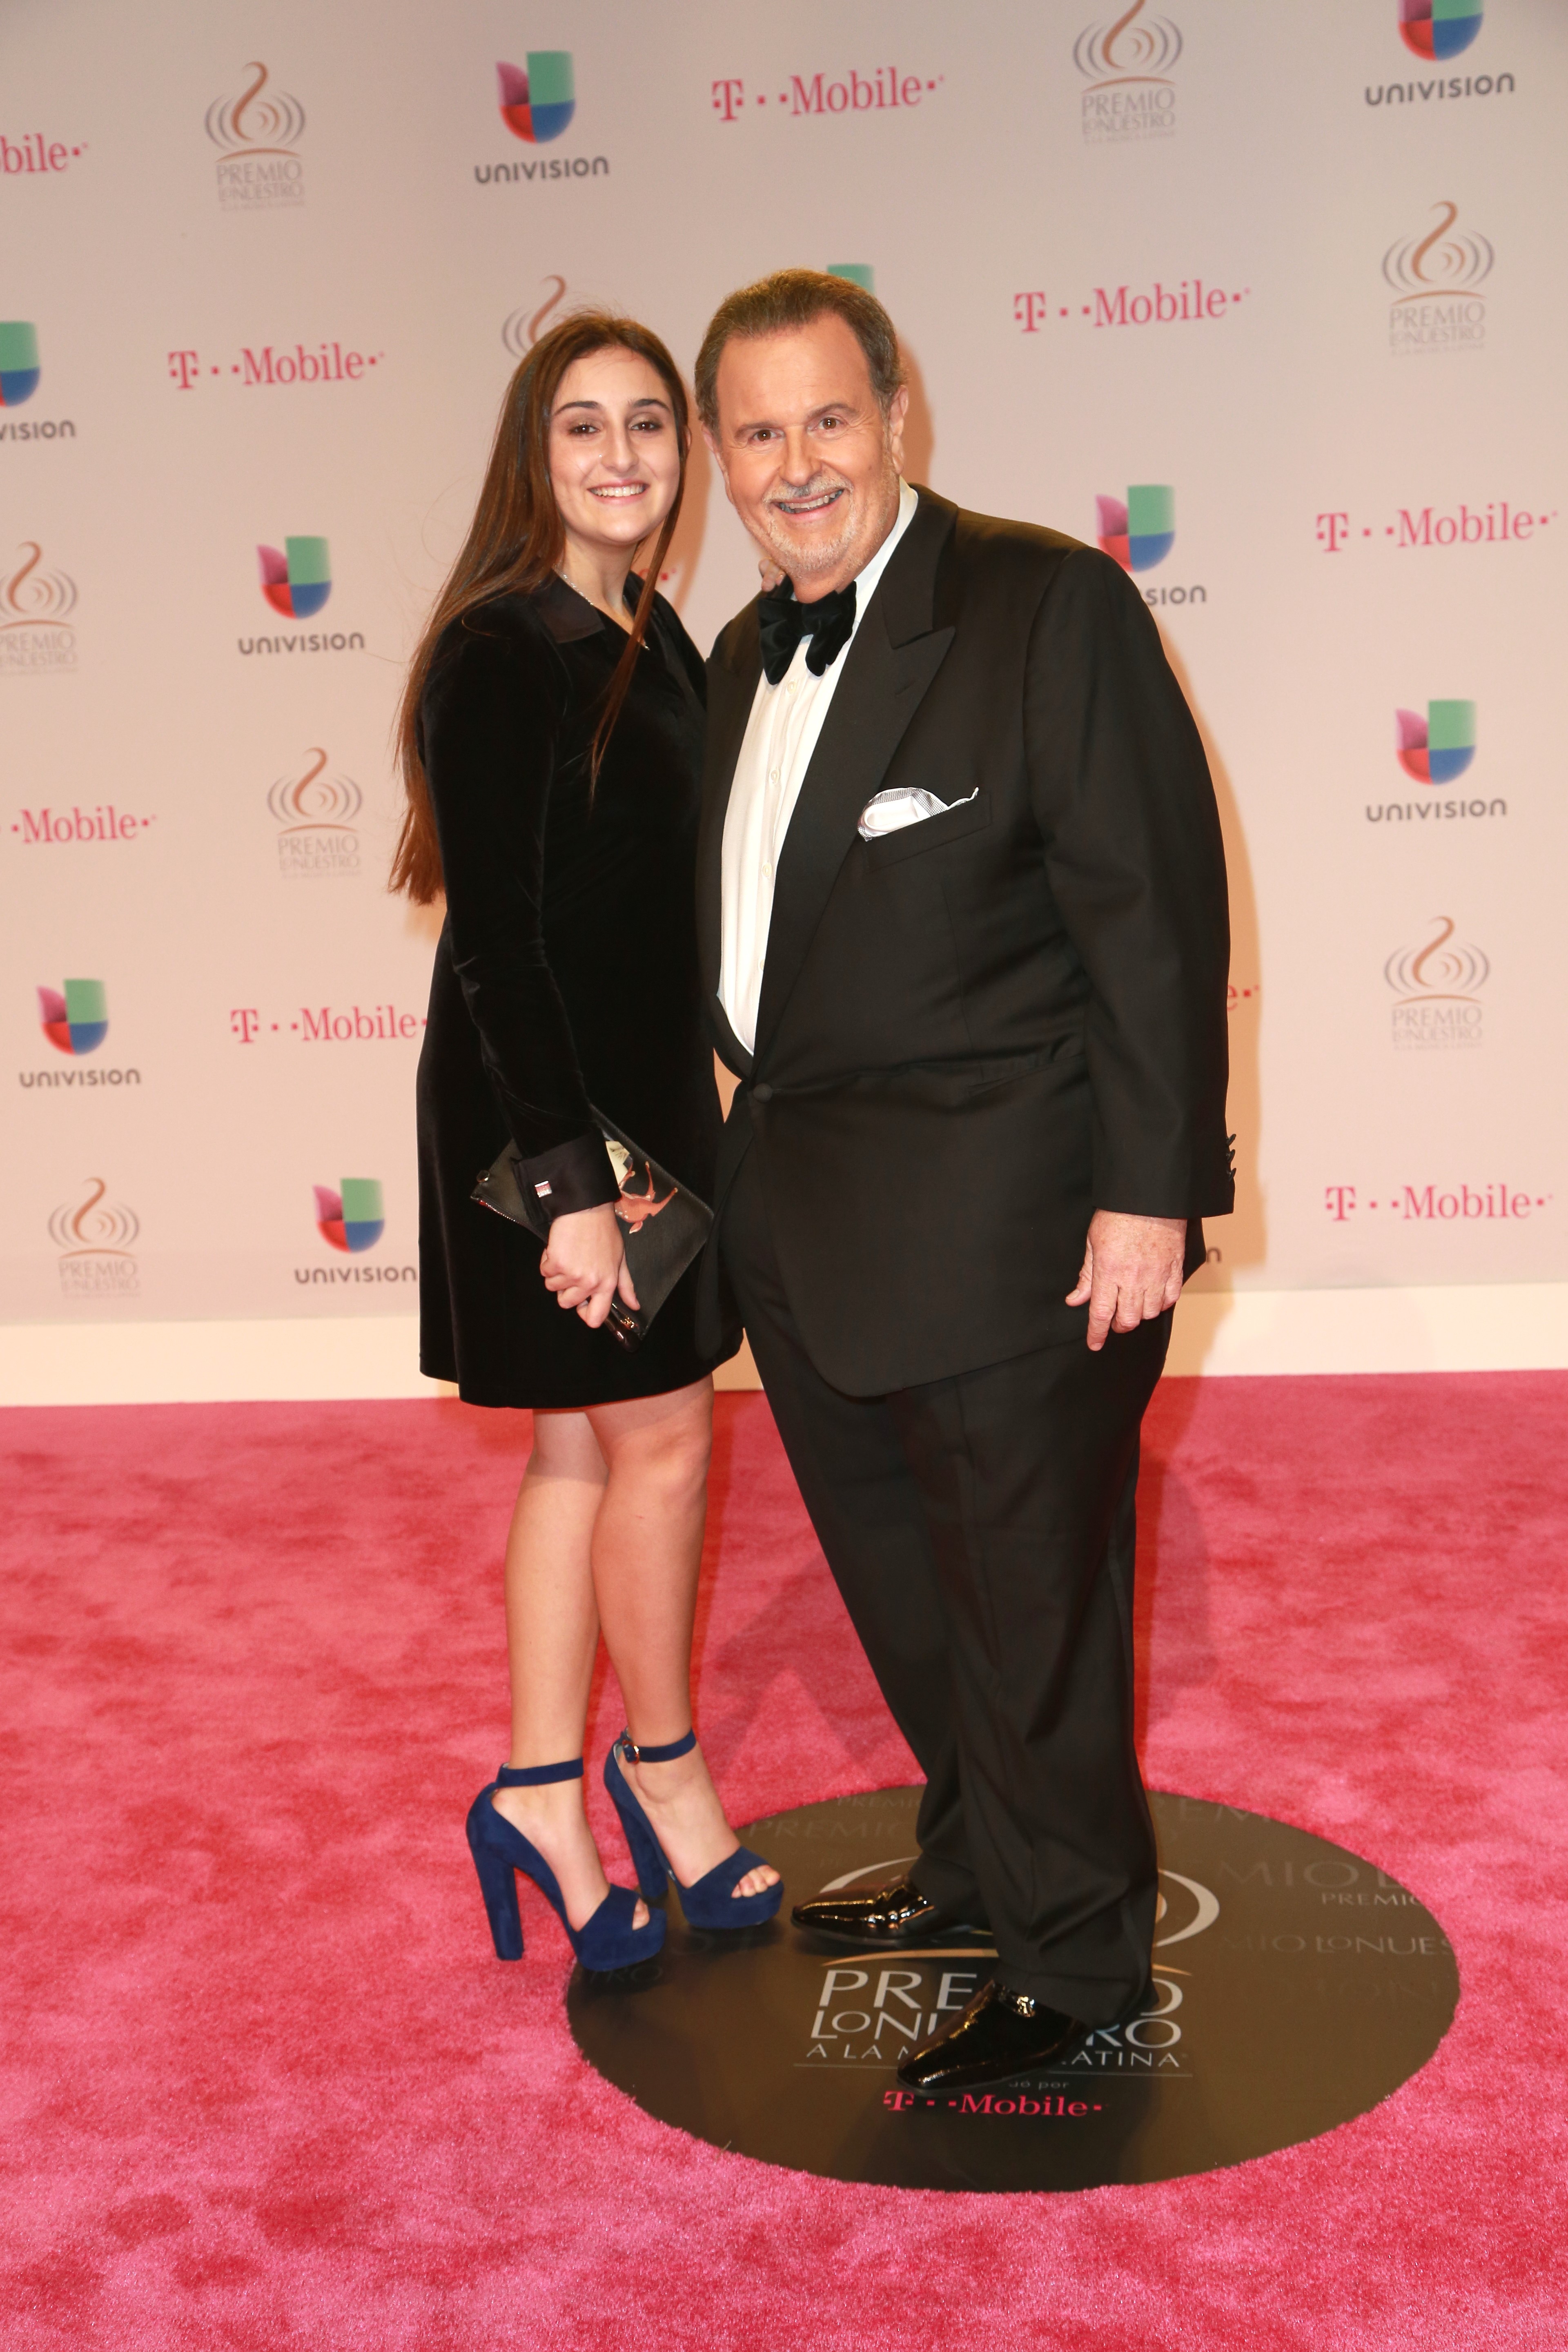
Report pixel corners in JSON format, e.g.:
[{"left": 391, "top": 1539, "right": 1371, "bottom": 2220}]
[{"left": 511, "top": 1130, "right": 620, "bottom": 1223}]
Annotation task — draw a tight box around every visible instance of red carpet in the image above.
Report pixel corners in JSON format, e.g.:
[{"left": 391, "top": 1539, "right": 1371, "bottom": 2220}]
[{"left": 2, "top": 1374, "right": 1564, "bottom": 2349}]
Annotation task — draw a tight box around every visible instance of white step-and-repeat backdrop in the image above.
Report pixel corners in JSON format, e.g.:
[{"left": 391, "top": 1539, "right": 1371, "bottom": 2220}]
[{"left": 4, "top": 0, "right": 1564, "bottom": 1332}]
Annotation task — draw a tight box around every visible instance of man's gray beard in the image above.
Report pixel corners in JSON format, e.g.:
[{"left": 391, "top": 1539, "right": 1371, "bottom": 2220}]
[{"left": 759, "top": 471, "right": 858, "bottom": 579}]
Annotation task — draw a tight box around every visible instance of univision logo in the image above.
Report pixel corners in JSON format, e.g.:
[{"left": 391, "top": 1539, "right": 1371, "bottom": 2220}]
[
  {"left": 267, "top": 746, "right": 362, "bottom": 877},
  {"left": 0, "top": 539, "right": 77, "bottom": 673},
  {"left": 1097, "top": 485, "right": 1174, "bottom": 572},
  {"left": 0, "top": 322, "right": 74, "bottom": 443},
  {"left": 301, "top": 1178, "right": 415, "bottom": 1286},
  {"left": 22, "top": 980, "right": 140, "bottom": 1090},
  {"left": 478, "top": 53, "right": 606, "bottom": 185},
  {"left": 1396, "top": 700, "right": 1474, "bottom": 784},
  {"left": 1399, "top": 0, "right": 1482, "bottom": 61},
  {"left": 301, "top": 1185, "right": 416, "bottom": 1298},
  {"left": 1366, "top": 2, "right": 1511, "bottom": 108},
  {"left": 239, "top": 554, "right": 363, "bottom": 659},
  {"left": 259, "top": 535, "right": 329, "bottom": 617},
  {"left": 498, "top": 55, "right": 575, "bottom": 142},
  {"left": 1367, "top": 690, "right": 1501, "bottom": 825},
  {"left": 1095, "top": 487, "right": 1205, "bottom": 607},
  {"left": 315, "top": 1178, "right": 384, "bottom": 1253},
  {"left": 50, "top": 1175, "right": 139, "bottom": 1296},
  {"left": 241, "top": 539, "right": 361, "bottom": 658},
  {"left": 39, "top": 979, "right": 106, "bottom": 1055},
  {"left": 0, "top": 322, "right": 39, "bottom": 404},
  {"left": 206, "top": 60, "right": 306, "bottom": 208}
]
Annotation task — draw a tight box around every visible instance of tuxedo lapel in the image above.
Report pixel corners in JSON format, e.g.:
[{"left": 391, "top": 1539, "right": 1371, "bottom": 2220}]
[{"left": 752, "top": 490, "right": 957, "bottom": 1061}]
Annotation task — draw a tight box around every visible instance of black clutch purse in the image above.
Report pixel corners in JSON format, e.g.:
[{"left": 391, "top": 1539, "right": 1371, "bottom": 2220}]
[{"left": 471, "top": 1109, "right": 712, "bottom": 1351}]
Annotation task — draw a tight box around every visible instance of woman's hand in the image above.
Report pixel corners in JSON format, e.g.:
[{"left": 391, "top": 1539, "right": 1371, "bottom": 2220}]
[{"left": 540, "top": 1204, "right": 641, "bottom": 1328}]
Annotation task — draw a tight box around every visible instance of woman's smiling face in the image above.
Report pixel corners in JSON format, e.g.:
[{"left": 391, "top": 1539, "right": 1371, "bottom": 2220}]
[{"left": 548, "top": 345, "right": 683, "bottom": 570}]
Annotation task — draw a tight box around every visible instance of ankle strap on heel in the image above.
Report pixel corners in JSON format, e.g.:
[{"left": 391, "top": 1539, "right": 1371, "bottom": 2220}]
[
  {"left": 496, "top": 1758, "right": 584, "bottom": 1787},
  {"left": 617, "top": 1729, "right": 696, "bottom": 1766}
]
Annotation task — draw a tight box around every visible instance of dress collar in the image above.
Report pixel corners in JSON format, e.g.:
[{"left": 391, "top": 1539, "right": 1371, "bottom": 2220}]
[{"left": 539, "top": 568, "right": 639, "bottom": 643}]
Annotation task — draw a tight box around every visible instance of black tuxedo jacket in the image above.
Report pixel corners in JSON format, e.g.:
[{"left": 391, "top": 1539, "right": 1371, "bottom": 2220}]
[{"left": 695, "top": 488, "right": 1233, "bottom": 1396}]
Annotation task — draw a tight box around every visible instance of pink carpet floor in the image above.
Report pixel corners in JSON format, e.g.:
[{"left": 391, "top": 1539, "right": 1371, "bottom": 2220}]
[{"left": 2, "top": 1373, "right": 1565, "bottom": 2350}]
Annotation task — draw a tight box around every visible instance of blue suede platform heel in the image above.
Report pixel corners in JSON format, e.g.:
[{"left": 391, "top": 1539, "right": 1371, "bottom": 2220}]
[
  {"left": 604, "top": 1731, "right": 784, "bottom": 1931},
  {"left": 465, "top": 1757, "right": 666, "bottom": 1970}
]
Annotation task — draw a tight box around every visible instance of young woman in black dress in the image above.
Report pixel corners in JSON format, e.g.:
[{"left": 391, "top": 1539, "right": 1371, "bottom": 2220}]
[{"left": 393, "top": 315, "right": 780, "bottom": 1972}]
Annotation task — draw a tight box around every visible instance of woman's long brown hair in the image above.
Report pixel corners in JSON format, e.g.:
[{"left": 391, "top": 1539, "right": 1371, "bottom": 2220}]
[{"left": 390, "top": 312, "right": 690, "bottom": 904}]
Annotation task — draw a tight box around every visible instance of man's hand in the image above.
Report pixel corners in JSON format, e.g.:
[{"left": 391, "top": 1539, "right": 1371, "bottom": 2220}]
[
  {"left": 1067, "top": 1210, "right": 1187, "bottom": 1352},
  {"left": 540, "top": 1204, "right": 641, "bottom": 1328}
]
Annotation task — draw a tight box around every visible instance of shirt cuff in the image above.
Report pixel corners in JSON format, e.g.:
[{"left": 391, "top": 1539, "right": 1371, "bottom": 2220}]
[{"left": 511, "top": 1131, "right": 619, "bottom": 1223}]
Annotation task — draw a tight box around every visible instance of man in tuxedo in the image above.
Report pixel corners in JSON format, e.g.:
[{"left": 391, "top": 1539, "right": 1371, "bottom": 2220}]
[{"left": 693, "top": 270, "right": 1232, "bottom": 2091}]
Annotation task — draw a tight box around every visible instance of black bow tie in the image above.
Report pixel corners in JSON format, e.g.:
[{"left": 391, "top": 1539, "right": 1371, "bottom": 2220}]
[{"left": 758, "top": 580, "right": 857, "bottom": 686}]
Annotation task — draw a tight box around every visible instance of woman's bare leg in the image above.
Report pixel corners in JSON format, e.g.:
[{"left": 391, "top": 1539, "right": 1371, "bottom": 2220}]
[
  {"left": 587, "top": 1379, "right": 779, "bottom": 1901},
  {"left": 489, "top": 1408, "right": 649, "bottom": 1932}
]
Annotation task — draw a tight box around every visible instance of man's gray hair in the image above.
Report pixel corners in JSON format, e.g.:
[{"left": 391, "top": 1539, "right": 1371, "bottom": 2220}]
[{"left": 695, "top": 268, "right": 905, "bottom": 433}]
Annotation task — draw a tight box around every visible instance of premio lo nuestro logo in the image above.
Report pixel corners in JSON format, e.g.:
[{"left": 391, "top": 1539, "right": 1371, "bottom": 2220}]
[
  {"left": 0, "top": 540, "right": 77, "bottom": 675},
  {"left": 259, "top": 537, "right": 330, "bottom": 618},
  {"left": 1385, "top": 914, "right": 1488, "bottom": 1050},
  {"left": 502, "top": 275, "right": 568, "bottom": 357},
  {"left": 1400, "top": 0, "right": 1482, "bottom": 61},
  {"left": 1383, "top": 200, "right": 1493, "bottom": 356},
  {"left": 498, "top": 56, "right": 575, "bottom": 142},
  {"left": 1396, "top": 700, "right": 1474, "bottom": 784},
  {"left": 1097, "top": 486, "right": 1174, "bottom": 572},
  {"left": 1074, "top": 0, "right": 1180, "bottom": 143},
  {"left": 50, "top": 1175, "right": 139, "bottom": 1296},
  {"left": 38, "top": 979, "right": 107, "bottom": 1056},
  {"left": 268, "top": 746, "right": 363, "bottom": 878},
  {"left": 315, "top": 1178, "right": 384, "bottom": 1253},
  {"left": 206, "top": 61, "right": 305, "bottom": 208}
]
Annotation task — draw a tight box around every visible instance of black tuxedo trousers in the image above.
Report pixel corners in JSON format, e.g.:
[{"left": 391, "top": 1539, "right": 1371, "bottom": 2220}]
[{"left": 723, "top": 1140, "right": 1167, "bottom": 2021}]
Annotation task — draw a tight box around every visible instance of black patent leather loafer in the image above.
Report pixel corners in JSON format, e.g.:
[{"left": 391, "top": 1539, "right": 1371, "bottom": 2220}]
[
  {"left": 790, "top": 1873, "right": 990, "bottom": 1947},
  {"left": 895, "top": 1976, "right": 1085, "bottom": 2091}
]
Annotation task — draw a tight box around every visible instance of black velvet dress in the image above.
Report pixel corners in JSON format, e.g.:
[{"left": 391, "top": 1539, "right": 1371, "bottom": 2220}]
[{"left": 415, "top": 575, "right": 731, "bottom": 1407}]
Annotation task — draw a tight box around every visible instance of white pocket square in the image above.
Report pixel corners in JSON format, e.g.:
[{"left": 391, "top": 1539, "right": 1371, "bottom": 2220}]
[{"left": 857, "top": 786, "right": 978, "bottom": 842}]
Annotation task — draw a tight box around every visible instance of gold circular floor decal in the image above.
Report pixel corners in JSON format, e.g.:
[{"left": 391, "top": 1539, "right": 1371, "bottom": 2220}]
[{"left": 568, "top": 1788, "right": 1457, "bottom": 2190}]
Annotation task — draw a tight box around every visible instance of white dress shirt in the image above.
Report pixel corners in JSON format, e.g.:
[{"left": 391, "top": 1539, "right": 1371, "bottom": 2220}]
[{"left": 719, "top": 478, "right": 920, "bottom": 1056}]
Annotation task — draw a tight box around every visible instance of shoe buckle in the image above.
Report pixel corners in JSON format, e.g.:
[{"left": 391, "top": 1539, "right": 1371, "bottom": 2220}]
[
  {"left": 1009, "top": 1991, "right": 1037, "bottom": 2019},
  {"left": 618, "top": 1736, "right": 644, "bottom": 1764}
]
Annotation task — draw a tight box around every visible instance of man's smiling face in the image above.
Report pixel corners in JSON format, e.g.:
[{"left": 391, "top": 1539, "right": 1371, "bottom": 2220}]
[{"left": 705, "top": 312, "right": 907, "bottom": 602}]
